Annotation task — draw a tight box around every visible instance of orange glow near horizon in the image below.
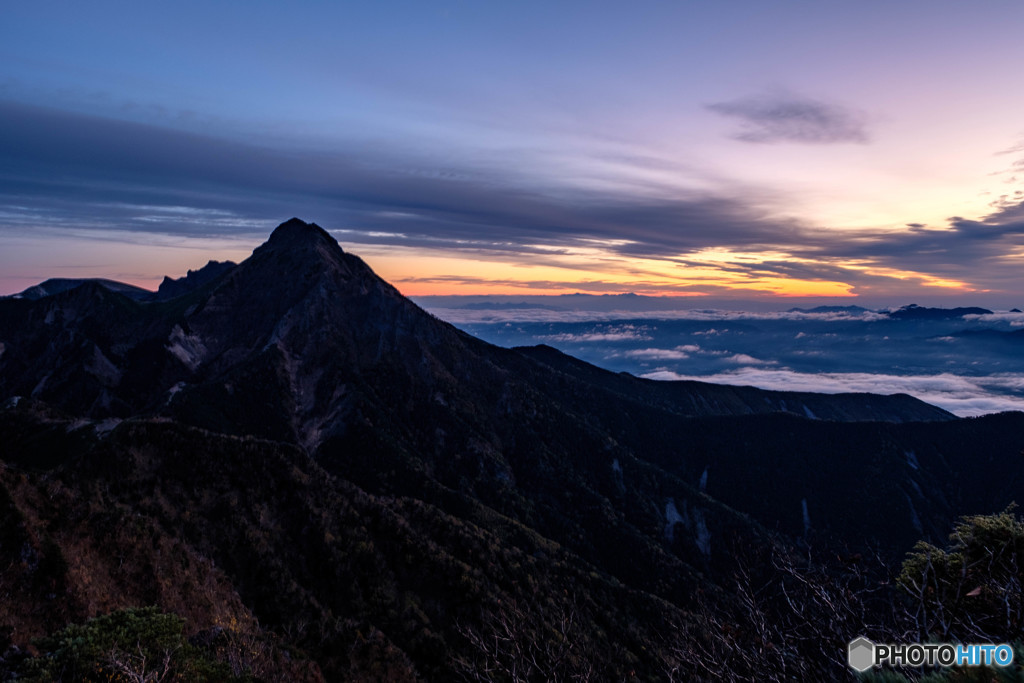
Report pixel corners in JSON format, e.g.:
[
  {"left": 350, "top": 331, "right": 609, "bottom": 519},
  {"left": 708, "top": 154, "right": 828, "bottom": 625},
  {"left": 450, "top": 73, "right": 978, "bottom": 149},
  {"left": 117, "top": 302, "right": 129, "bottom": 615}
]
[
  {"left": 0, "top": 231, "right": 979, "bottom": 302},
  {"left": 837, "top": 261, "right": 974, "bottom": 291},
  {"left": 0, "top": 231, "right": 258, "bottom": 297},
  {"left": 362, "top": 244, "right": 860, "bottom": 298}
]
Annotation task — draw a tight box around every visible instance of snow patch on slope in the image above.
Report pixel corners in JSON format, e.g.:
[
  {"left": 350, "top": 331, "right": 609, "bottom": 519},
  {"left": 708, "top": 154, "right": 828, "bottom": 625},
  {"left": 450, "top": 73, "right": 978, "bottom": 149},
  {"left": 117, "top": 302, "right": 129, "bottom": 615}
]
[
  {"left": 94, "top": 418, "right": 122, "bottom": 436},
  {"left": 167, "top": 325, "right": 207, "bottom": 371},
  {"left": 31, "top": 372, "right": 51, "bottom": 397},
  {"left": 905, "top": 493, "right": 923, "bottom": 533},
  {"left": 664, "top": 499, "right": 685, "bottom": 542},
  {"left": 692, "top": 508, "right": 711, "bottom": 557},
  {"left": 665, "top": 498, "right": 712, "bottom": 557},
  {"left": 905, "top": 450, "right": 920, "bottom": 471},
  {"left": 87, "top": 345, "right": 122, "bottom": 385}
]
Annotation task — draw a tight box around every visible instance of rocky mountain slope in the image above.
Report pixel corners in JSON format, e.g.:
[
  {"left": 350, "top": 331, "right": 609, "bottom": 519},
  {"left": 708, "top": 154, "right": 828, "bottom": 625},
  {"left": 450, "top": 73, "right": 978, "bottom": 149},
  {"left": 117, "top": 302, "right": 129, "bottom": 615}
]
[{"left": 2, "top": 218, "right": 1022, "bottom": 680}]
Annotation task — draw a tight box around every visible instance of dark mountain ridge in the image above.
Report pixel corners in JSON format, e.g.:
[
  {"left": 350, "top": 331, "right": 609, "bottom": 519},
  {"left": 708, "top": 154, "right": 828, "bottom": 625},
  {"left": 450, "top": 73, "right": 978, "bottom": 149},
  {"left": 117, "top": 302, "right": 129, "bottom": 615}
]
[
  {"left": 156, "top": 259, "right": 236, "bottom": 300},
  {"left": 2, "top": 218, "right": 1023, "bottom": 680},
  {"left": 12, "top": 277, "right": 154, "bottom": 301},
  {"left": 0, "top": 219, "right": 954, "bottom": 427},
  {"left": 10, "top": 259, "right": 238, "bottom": 304},
  {"left": 886, "top": 303, "right": 994, "bottom": 320},
  {"left": 787, "top": 305, "right": 871, "bottom": 313}
]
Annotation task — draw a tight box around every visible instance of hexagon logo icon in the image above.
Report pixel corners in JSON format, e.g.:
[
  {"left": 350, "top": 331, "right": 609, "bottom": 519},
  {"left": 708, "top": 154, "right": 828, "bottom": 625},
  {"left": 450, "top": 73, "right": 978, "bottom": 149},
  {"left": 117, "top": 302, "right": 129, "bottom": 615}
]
[{"left": 848, "top": 636, "right": 876, "bottom": 672}]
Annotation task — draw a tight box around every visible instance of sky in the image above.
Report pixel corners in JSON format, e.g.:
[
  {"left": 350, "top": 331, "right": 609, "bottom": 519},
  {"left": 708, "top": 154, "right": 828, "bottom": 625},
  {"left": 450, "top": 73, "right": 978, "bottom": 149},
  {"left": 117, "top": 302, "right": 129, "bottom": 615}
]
[{"left": 3, "top": 1, "right": 1024, "bottom": 307}]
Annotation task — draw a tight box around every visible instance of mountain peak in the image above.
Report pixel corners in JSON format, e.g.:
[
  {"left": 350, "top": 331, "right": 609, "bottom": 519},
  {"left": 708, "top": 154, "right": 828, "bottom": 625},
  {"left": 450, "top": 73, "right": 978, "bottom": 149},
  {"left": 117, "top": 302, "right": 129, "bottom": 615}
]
[{"left": 266, "top": 218, "right": 340, "bottom": 251}]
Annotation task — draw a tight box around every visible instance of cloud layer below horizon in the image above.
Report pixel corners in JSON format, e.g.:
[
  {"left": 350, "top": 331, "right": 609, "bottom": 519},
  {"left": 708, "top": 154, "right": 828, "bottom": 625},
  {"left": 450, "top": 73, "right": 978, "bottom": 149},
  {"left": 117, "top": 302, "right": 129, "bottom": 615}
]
[
  {"left": 441, "top": 309, "right": 1024, "bottom": 418},
  {"left": 640, "top": 367, "right": 1024, "bottom": 418}
]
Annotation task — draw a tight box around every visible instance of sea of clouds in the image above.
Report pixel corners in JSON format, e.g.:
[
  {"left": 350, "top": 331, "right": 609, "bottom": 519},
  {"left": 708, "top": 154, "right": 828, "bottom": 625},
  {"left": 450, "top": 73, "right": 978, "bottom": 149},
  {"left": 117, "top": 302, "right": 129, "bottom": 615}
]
[
  {"left": 640, "top": 367, "right": 1024, "bottom": 417},
  {"left": 425, "top": 306, "right": 1024, "bottom": 418}
]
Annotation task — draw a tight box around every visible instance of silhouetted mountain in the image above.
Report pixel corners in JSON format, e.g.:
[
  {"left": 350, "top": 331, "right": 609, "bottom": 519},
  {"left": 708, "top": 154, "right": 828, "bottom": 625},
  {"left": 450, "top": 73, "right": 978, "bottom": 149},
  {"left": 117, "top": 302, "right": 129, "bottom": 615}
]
[
  {"left": 155, "top": 259, "right": 236, "bottom": 300},
  {"left": 454, "top": 301, "right": 562, "bottom": 310},
  {"left": 787, "top": 305, "right": 871, "bottom": 313},
  {"left": 0, "top": 219, "right": 955, "bottom": 428},
  {"left": 515, "top": 343, "right": 953, "bottom": 423},
  {"left": 887, "top": 303, "right": 993, "bottom": 320},
  {"left": 2, "top": 218, "right": 1023, "bottom": 680},
  {"left": 11, "top": 277, "right": 153, "bottom": 301}
]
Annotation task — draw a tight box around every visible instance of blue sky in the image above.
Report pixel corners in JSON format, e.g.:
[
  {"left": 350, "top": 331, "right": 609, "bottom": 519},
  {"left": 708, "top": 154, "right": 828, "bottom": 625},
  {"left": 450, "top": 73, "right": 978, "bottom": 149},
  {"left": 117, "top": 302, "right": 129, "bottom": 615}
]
[{"left": 4, "top": 1, "right": 1024, "bottom": 305}]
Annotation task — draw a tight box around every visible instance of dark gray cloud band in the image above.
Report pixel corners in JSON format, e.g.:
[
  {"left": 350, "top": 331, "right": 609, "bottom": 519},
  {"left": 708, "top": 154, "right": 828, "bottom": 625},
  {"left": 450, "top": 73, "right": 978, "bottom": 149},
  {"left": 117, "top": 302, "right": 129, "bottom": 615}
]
[
  {"left": 2, "top": 99, "right": 1023, "bottom": 300},
  {"left": 0, "top": 100, "right": 810, "bottom": 254},
  {"left": 707, "top": 91, "right": 869, "bottom": 144}
]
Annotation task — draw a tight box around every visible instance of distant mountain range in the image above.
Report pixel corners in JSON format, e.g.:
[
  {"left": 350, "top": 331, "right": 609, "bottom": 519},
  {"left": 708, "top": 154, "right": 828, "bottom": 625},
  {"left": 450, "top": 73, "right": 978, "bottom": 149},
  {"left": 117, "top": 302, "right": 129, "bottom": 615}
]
[
  {"left": 10, "top": 260, "right": 237, "bottom": 303},
  {"left": 417, "top": 293, "right": 1007, "bottom": 318},
  {"left": 787, "top": 305, "right": 871, "bottom": 314},
  {"left": 884, "top": 303, "right": 994, "bottom": 320},
  {"left": 11, "top": 272, "right": 1000, "bottom": 322},
  {"left": 13, "top": 277, "right": 155, "bottom": 301},
  {"left": 2, "top": 219, "right": 1022, "bottom": 680}
]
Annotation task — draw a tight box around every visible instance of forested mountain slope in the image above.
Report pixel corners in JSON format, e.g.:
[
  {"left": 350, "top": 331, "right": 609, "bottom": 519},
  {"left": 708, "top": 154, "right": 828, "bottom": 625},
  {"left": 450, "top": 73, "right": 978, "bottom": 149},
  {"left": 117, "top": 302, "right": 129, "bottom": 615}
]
[{"left": 2, "top": 219, "right": 1021, "bottom": 680}]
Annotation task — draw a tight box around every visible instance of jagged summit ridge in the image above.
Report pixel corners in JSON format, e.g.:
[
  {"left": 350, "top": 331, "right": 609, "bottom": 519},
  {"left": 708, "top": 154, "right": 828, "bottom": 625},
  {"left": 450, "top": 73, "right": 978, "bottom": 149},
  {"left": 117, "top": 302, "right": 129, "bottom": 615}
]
[
  {"left": 241, "top": 217, "right": 371, "bottom": 289},
  {"left": 264, "top": 217, "right": 341, "bottom": 250},
  {"left": 206, "top": 217, "right": 408, "bottom": 323},
  {"left": 156, "top": 260, "right": 236, "bottom": 300}
]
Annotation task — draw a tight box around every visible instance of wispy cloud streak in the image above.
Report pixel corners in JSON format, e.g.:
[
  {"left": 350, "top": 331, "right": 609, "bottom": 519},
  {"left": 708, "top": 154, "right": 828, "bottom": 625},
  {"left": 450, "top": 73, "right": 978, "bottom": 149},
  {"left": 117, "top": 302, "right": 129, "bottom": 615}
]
[
  {"left": 707, "top": 91, "right": 868, "bottom": 144},
  {"left": 4, "top": 100, "right": 1024, "bottom": 298}
]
